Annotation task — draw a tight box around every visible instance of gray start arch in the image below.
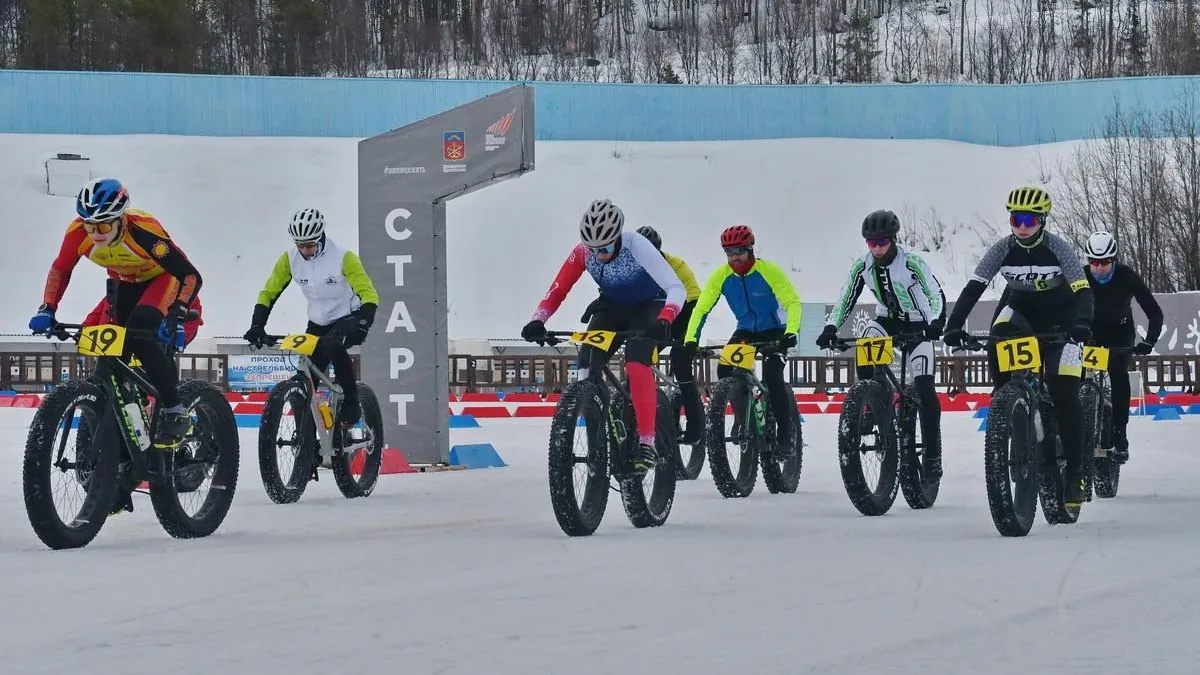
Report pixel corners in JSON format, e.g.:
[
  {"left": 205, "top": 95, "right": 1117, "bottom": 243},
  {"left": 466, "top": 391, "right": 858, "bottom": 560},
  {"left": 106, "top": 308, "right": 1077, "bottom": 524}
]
[{"left": 357, "top": 85, "right": 535, "bottom": 465}]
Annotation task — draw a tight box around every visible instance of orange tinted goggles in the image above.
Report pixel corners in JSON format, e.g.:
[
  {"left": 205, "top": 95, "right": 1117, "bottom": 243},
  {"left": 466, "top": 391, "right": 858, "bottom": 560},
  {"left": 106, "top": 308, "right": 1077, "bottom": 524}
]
[{"left": 82, "top": 219, "right": 118, "bottom": 235}]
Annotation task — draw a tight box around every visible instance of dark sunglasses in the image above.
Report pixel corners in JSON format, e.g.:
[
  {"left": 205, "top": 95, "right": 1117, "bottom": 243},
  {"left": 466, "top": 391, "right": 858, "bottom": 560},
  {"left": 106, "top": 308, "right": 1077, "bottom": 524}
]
[
  {"left": 1009, "top": 212, "right": 1041, "bottom": 229},
  {"left": 723, "top": 246, "right": 751, "bottom": 256},
  {"left": 865, "top": 237, "right": 892, "bottom": 248},
  {"left": 1089, "top": 257, "right": 1114, "bottom": 266}
]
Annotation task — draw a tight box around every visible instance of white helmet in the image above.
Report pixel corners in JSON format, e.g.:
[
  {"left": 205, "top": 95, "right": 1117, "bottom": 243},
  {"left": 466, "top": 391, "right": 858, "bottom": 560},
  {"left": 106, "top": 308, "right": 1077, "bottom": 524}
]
[
  {"left": 579, "top": 199, "right": 624, "bottom": 248},
  {"left": 1085, "top": 231, "right": 1117, "bottom": 259},
  {"left": 288, "top": 208, "right": 325, "bottom": 243}
]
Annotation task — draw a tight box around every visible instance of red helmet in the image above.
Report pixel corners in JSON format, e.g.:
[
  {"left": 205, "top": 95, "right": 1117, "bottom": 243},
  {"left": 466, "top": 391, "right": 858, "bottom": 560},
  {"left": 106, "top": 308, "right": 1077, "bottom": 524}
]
[{"left": 720, "top": 224, "right": 755, "bottom": 248}]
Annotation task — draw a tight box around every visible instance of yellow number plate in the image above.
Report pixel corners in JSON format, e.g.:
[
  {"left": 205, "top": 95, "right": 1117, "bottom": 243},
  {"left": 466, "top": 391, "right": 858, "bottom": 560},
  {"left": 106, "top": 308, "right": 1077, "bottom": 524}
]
[
  {"left": 280, "top": 333, "right": 321, "bottom": 356},
  {"left": 996, "top": 336, "right": 1042, "bottom": 372},
  {"left": 568, "top": 330, "right": 616, "bottom": 352},
  {"left": 855, "top": 336, "right": 893, "bottom": 366},
  {"left": 78, "top": 324, "right": 127, "bottom": 357},
  {"left": 1083, "top": 345, "right": 1109, "bottom": 371},
  {"left": 718, "top": 343, "right": 757, "bottom": 370}
]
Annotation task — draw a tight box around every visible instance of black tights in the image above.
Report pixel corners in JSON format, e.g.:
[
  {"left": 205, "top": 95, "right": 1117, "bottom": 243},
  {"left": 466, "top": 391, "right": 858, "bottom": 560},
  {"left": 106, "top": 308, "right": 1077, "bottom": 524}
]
[
  {"left": 717, "top": 329, "right": 792, "bottom": 435},
  {"left": 1108, "top": 351, "right": 1132, "bottom": 433},
  {"left": 307, "top": 321, "right": 360, "bottom": 423},
  {"left": 121, "top": 306, "right": 182, "bottom": 408}
]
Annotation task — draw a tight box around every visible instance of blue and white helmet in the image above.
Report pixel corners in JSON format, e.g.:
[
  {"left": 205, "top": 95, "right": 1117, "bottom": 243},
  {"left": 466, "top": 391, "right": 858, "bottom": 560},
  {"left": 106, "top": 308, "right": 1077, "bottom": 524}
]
[{"left": 76, "top": 178, "right": 130, "bottom": 222}]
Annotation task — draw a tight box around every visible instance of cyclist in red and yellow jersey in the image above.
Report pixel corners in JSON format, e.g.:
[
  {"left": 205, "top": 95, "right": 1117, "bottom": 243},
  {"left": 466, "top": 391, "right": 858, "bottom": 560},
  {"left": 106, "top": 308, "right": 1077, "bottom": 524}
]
[
  {"left": 84, "top": 291, "right": 204, "bottom": 350},
  {"left": 29, "top": 178, "right": 203, "bottom": 448}
]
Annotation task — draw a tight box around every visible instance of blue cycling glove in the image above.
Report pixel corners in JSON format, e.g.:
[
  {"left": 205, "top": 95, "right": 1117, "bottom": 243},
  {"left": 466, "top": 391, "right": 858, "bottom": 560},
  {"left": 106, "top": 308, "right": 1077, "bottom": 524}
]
[
  {"left": 29, "top": 304, "right": 55, "bottom": 334},
  {"left": 157, "top": 318, "right": 186, "bottom": 350}
]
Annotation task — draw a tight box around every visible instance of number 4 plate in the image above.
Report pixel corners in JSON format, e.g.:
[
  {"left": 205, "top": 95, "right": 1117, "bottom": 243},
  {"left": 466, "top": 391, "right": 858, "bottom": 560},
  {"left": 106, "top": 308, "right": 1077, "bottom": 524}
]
[{"left": 1083, "top": 345, "right": 1109, "bottom": 371}]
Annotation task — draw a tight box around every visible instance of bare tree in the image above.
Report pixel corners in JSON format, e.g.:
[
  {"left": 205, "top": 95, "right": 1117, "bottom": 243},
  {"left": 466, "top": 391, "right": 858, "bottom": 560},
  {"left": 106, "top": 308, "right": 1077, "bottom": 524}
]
[
  {"left": 840, "top": 0, "right": 878, "bottom": 82},
  {"left": 702, "top": 0, "right": 742, "bottom": 83},
  {"left": 770, "top": 0, "right": 815, "bottom": 83},
  {"left": 668, "top": 0, "right": 701, "bottom": 82},
  {"left": 888, "top": 1, "right": 927, "bottom": 81},
  {"left": 1056, "top": 95, "right": 1200, "bottom": 293},
  {"left": 1120, "top": 0, "right": 1148, "bottom": 76}
]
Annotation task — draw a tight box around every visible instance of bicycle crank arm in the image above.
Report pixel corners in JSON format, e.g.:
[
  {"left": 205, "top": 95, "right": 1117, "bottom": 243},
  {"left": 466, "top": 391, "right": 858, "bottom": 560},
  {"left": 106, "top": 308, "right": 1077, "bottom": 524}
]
[{"left": 335, "top": 439, "right": 373, "bottom": 455}]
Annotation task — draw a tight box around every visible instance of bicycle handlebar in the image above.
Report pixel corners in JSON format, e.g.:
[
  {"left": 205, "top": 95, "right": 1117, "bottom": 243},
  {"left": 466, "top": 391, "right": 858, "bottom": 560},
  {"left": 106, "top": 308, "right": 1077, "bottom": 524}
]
[
  {"left": 827, "top": 332, "right": 927, "bottom": 353},
  {"left": 696, "top": 340, "right": 784, "bottom": 357},
  {"left": 37, "top": 307, "right": 201, "bottom": 343},
  {"left": 954, "top": 331, "right": 1070, "bottom": 353},
  {"left": 40, "top": 321, "right": 159, "bottom": 343},
  {"left": 539, "top": 329, "right": 647, "bottom": 347}
]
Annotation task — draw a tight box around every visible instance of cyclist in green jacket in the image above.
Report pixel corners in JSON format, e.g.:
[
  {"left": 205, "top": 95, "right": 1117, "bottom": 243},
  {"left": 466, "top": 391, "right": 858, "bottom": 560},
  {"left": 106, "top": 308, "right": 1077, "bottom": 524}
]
[{"left": 684, "top": 225, "right": 802, "bottom": 455}]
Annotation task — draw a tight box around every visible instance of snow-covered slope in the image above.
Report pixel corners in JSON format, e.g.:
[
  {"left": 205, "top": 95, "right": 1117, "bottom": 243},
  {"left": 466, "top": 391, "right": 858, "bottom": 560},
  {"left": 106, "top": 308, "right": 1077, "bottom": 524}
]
[{"left": 0, "top": 133, "right": 1083, "bottom": 340}]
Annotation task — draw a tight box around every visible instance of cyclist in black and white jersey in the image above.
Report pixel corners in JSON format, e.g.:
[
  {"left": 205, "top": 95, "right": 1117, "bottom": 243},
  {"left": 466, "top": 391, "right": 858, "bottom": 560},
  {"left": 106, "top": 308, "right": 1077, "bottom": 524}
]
[
  {"left": 942, "top": 186, "right": 1095, "bottom": 508},
  {"left": 817, "top": 210, "right": 947, "bottom": 477}
]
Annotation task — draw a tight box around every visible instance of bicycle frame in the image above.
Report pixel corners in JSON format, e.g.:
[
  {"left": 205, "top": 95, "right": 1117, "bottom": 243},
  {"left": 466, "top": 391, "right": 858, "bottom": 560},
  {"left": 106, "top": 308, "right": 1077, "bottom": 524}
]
[
  {"left": 959, "top": 331, "right": 1070, "bottom": 446},
  {"left": 1080, "top": 343, "right": 1133, "bottom": 451},
  {"left": 830, "top": 332, "right": 927, "bottom": 423},
  {"left": 698, "top": 341, "right": 781, "bottom": 437},
  {"left": 49, "top": 322, "right": 177, "bottom": 481},
  {"left": 649, "top": 344, "right": 682, "bottom": 399},
  {"left": 544, "top": 329, "right": 648, "bottom": 473},
  {"left": 264, "top": 335, "right": 373, "bottom": 465}
]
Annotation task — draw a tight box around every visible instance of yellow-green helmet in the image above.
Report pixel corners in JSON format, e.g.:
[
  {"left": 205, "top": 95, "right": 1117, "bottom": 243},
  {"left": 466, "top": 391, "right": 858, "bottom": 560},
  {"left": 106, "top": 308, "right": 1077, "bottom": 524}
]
[{"left": 1006, "top": 186, "right": 1052, "bottom": 214}]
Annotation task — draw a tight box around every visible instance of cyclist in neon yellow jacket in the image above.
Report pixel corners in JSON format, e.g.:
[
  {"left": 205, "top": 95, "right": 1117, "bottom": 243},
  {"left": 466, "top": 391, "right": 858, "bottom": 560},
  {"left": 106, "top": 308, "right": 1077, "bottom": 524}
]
[
  {"left": 243, "top": 208, "right": 380, "bottom": 446},
  {"left": 637, "top": 225, "right": 705, "bottom": 444},
  {"left": 684, "top": 224, "right": 802, "bottom": 455}
]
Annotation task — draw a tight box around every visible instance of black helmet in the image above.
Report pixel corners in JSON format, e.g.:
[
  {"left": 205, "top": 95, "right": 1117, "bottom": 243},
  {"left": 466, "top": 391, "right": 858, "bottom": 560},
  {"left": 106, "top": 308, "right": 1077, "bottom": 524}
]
[
  {"left": 861, "top": 210, "right": 900, "bottom": 239},
  {"left": 636, "top": 225, "right": 662, "bottom": 250}
]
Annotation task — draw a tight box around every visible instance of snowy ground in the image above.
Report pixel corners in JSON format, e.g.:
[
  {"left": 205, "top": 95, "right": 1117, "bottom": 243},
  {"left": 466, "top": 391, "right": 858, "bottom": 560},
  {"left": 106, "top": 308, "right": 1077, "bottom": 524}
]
[{"left": 1, "top": 409, "right": 1198, "bottom": 674}]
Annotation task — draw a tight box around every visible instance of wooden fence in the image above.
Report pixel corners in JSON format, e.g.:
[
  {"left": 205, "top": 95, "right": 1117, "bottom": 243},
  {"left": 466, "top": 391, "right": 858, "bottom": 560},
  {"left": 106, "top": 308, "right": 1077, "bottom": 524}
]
[
  {"left": 2, "top": 351, "right": 1196, "bottom": 395},
  {"left": 447, "top": 353, "right": 1200, "bottom": 395}
]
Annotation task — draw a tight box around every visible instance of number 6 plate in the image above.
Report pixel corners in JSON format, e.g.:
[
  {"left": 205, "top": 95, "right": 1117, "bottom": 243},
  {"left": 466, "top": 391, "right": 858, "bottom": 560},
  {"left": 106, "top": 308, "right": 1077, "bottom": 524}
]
[{"left": 718, "top": 344, "right": 756, "bottom": 370}]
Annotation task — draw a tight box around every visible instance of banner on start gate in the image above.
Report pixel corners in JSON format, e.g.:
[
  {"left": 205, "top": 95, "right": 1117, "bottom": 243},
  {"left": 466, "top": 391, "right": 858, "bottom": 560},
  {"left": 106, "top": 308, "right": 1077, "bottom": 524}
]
[{"left": 226, "top": 354, "right": 295, "bottom": 392}]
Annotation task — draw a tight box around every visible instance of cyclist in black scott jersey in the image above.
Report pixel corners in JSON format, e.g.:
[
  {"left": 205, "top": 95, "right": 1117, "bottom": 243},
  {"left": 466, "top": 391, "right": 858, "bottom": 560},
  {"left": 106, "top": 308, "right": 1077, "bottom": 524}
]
[
  {"left": 943, "top": 187, "right": 1095, "bottom": 508},
  {"left": 817, "top": 210, "right": 947, "bottom": 477}
]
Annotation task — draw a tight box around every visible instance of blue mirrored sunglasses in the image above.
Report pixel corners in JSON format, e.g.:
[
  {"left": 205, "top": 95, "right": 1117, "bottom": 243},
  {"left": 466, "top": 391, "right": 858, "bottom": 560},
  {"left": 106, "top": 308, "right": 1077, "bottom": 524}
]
[
  {"left": 1010, "top": 212, "right": 1041, "bottom": 229},
  {"left": 589, "top": 242, "right": 616, "bottom": 255}
]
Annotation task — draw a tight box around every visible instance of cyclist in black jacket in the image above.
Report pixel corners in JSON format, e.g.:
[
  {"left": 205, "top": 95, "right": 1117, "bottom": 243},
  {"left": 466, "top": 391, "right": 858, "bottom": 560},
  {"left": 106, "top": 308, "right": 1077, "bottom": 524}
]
[
  {"left": 1082, "top": 231, "right": 1163, "bottom": 462},
  {"left": 943, "top": 187, "right": 1095, "bottom": 507}
]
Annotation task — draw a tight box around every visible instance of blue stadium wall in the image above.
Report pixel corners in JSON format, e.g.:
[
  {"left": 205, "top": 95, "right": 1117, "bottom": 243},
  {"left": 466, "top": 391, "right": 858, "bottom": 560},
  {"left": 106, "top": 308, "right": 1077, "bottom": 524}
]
[{"left": 1, "top": 69, "right": 1197, "bottom": 145}]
